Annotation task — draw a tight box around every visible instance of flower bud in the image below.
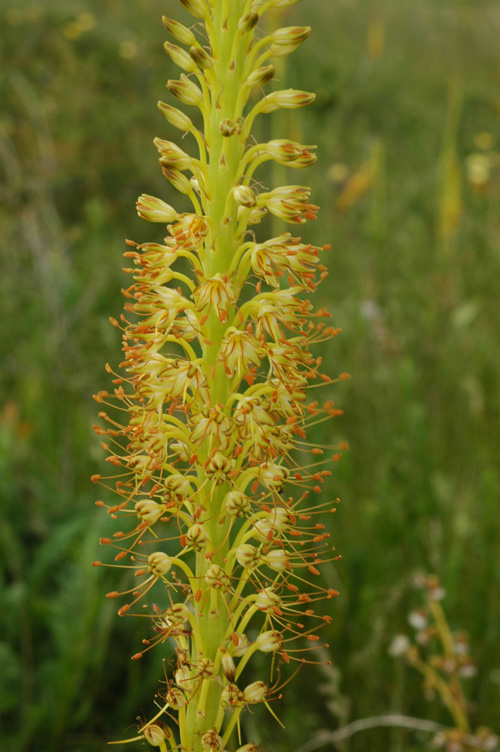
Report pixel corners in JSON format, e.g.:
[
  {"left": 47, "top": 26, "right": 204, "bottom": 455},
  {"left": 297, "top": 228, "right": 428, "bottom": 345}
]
[
  {"left": 175, "top": 665, "right": 195, "bottom": 691},
  {"left": 255, "top": 587, "right": 281, "bottom": 612},
  {"left": 157, "top": 101, "right": 194, "bottom": 131},
  {"left": 205, "top": 452, "right": 235, "bottom": 483},
  {"left": 164, "top": 42, "right": 198, "bottom": 73},
  {"left": 231, "top": 632, "right": 251, "bottom": 657},
  {"left": 164, "top": 474, "right": 193, "bottom": 499},
  {"left": 224, "top": 490, "right": 251, "bottom": 517},
  {"left": 205, "top": 564, "right": 230, "bottom": 591},
  {"left": 255, "top": 629, "right": 283, "bottom": 653},
  {"left": 190, "top": 45, "right": 213, "bottom": 70},
  {"left": 179, "top": 0, "right": 209, "bottom": 19},
  {"left": 147, "top": 552, "right": 172, "bottom": 576},
  {"left": 185, "top": 523, "right": 208, "bottom": 551},
  {"left": 165, "top": 602, "right": 191, "bottom": 625},
  {"left": 143, "top": 724, "right": 166, "bottom": 746},
  {"left": 236, "top": 543, "right": 261, "bottom": 570},
  {"left": 162, "top": 167, "right": 193, "bottom": 195},
  {"left": 136, "top": 194, "right": 177, "bottom": 223},
  {"left": 263, "top": 548, "right": 289, "bottom": 572},
  {"left": 234, "top": 185, "right": 257, "bottom": 208},
  {"left": 270, "top": 26, "right": 311, "bottom": 47},
  {"left": 260, "top": 89, "right": 316, "bottom": 114},
  {"left": 135, "top": 500, "right": 164, "bottom": 524},
  {"left": 219, "top": 648, "right": 236, "bottom": 682},
  {"left": 243, "top": 680, "right": 267, "bottom": 704},
  {"left": 162, "top": 16, "right": 197, "bottom": 46},
  {"left": 167, "top": 75, "right": 204, "bottom": 107},
  {"left": 246, "top": 64, "right": 275, "bottom": 88},
  {"left": 258, "top": 462, "right": 289, "bottom": 490},
  {"left": 154, "top": 138, "right": 193, "bottom": 171},
  {"left": 238, "top": 11, "right": 259, "bottom": 33}
]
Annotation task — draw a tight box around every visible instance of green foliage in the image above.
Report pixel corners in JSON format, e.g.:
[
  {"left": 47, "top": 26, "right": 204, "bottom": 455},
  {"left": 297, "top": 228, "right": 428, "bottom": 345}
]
[{"left": 1, "top": 0, "right": 499, "bottom": 750}]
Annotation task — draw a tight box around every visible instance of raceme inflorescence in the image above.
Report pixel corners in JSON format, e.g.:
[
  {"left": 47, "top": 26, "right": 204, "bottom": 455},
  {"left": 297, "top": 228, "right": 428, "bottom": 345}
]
[{"left": 92, "top": 1, "right": 348, "bottom": 750}]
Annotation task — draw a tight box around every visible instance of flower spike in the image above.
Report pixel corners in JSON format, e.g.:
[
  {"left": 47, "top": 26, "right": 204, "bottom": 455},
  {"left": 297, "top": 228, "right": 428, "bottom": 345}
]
[{"left": 94, "top": 2, "right": 347, "bottom": 750}]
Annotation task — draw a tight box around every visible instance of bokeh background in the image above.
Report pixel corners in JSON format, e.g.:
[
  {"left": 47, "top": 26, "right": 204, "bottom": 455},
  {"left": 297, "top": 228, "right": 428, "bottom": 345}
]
[{"left": 1, "top": 0, "right": 500, "bottom": 750}]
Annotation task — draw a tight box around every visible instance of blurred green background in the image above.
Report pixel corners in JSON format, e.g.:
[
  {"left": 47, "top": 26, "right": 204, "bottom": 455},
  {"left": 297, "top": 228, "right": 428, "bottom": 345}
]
[{"left": 1, "top": 0, "right": 500, "bottom": 750}]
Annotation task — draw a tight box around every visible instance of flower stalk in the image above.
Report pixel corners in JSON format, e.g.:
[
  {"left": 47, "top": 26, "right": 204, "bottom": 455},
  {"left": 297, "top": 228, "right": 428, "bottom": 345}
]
[{"left": 93, "top": 2, "right": 348, "bottom": 750}]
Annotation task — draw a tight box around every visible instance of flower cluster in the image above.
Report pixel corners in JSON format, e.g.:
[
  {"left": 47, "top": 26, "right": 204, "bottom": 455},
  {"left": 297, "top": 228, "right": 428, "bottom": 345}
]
[
  {"left": 390, "top": 575, "right": 498, "bottom": 752},
  {"left": 93, "top": 2, "right": 347, "bottom": 750}
]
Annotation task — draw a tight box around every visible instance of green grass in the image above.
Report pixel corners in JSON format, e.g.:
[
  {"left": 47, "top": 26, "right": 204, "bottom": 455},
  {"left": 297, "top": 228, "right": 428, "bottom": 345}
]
[{"left": 1, "top": 0, "right": 500, "bottom": 750}]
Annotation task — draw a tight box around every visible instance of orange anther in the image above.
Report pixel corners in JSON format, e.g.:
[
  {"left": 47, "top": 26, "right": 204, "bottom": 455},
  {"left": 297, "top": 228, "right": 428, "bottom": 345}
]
[{"left": 308, "top": 565, "right": 320, "bottom": 576}]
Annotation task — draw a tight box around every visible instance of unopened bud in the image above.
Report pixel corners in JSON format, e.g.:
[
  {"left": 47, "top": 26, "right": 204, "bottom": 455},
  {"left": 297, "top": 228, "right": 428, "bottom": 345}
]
[
  {"left": 190, "top": 45, "right": 213, "bottom": 69},
  {"left": 225, "top": 491, "right": 251, "bottom": 517},
  {"left": 243, "top": 680, "right": 267, "bottom": 704},
  {"left": 136, "top": 194, "right": 177, "bottom": 223},
  {"left": 164, "top": 42, "right": 198, "bottom": 73},
  {"left": 263, "top": 548, "right": 289, "bottom": 572},
  {"left": 167, "top": 75, "right": 204, "bottom": 107},
  {"left": 162, "top": 167, "right": 193, "bottom": 195},
  {"left": 179, "top": 0, "right": 209, "bottom": 20},
  {"left": 165, "top": 602, "right": 191, "bottom": 625},
  {"left": 157, "top": 101, "right": 194, "bottom": 131},
  {"left": 205, "top": 564, "right": 230, "bottom": 590},
  {"left": 162, "top": 16, "right": 197, "bottom": 46},
  {"left": 236, "top": 543, "right": 261, "bottom": 570},
  {"left": 247, "top": 64, "right": 275, "bottom": 88},
  {"left": 185, "top": 523, "right": 208, "bottom": 551},
  {"left": 255, "top": 587, "right": 281, "bottom": 612},
  {"left": 143, "top": 724, "right": 166, "bottom": 746},
  {"left": 147, "top": 552, "right": 172, "bottom": 576},
  {"left": 154, "top": 138, "right": 193, "bottom": 171},
  {"left": 234, "top": 185, "right": 257, "bottom": 208},
  {"left": 270, "top": 26, "right": 311, "bottom": 47},
  {"left": 255, "top": 629, "right": 283, "bottom": 653},
  {"left": 238, "top": 11, "right": 259, "bottom": 33},
  {"left": 135, "top": 500, "right": 164, "bottom": 524},
  {"left": 260, "top": 89, "right": 316, "bottom": 114},
  {"left": 220, "top": 648, "right": 236, "bottom": 682},
  {"left": 205, "top": 452, "right": 235, "bottom": 483}
]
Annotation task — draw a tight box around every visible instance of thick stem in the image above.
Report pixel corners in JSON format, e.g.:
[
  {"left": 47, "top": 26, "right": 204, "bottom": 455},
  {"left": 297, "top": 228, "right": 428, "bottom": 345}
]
[{"left": 185, "top": 3, "right": 247, "bottom": 749}]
